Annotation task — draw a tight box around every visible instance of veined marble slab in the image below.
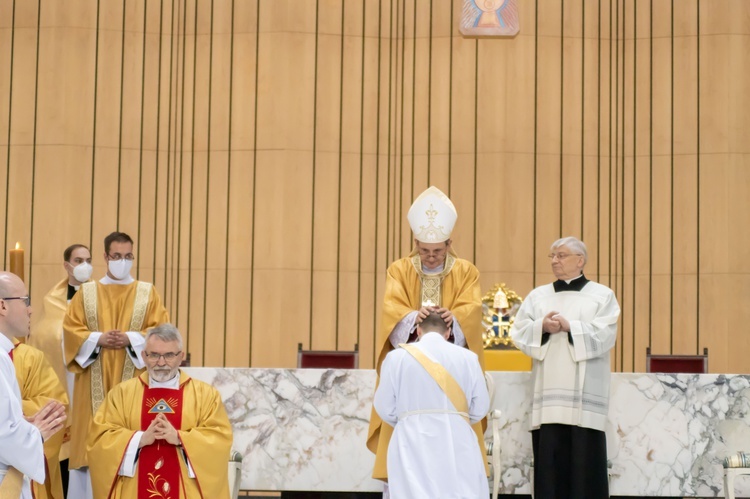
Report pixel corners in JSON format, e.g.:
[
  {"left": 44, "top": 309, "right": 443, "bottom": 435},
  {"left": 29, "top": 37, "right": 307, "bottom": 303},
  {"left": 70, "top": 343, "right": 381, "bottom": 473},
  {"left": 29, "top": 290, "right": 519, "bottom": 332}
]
[{"left": 183, "top": 368, "right": 750, "bottom": 496}]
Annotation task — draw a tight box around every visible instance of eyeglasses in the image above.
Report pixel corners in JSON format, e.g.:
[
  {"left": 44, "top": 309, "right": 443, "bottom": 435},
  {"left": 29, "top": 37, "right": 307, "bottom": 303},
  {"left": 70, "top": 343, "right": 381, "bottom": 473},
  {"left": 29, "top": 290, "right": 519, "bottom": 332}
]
[
  {"left": 107, "top": 253, "right": 135, "bottom": 261},
  {"left": 144, "top": 351, "right": 182, "bottom": 361},
  {"left": 416, "top": 245, "right": 449, "bottom": 258},
  {"left": 3, "top": 296, "right": 30, "bottom": 307},
  {"left": 547, "top": 253, "right": 582, "bottom": 261}
]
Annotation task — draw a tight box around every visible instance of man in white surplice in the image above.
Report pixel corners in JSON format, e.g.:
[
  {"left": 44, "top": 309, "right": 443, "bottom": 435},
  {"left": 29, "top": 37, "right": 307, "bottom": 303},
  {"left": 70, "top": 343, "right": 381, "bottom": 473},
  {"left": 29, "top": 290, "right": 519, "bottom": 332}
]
[
  {"left": 0, "top": 271, "right": 67, "bottom": 498},
  {"left": 373, "top": 311, "right": 489, "bottom": 499},
  {"left": 510, "top": 236, "right": 620, "bottom": 499}
]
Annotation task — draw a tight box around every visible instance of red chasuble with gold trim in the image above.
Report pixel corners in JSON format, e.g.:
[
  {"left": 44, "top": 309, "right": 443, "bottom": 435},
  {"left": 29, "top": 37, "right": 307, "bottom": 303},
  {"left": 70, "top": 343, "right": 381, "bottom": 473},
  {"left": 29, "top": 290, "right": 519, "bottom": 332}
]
[{"left": 137, "top": 380, "right": 184, "bottom": 499}]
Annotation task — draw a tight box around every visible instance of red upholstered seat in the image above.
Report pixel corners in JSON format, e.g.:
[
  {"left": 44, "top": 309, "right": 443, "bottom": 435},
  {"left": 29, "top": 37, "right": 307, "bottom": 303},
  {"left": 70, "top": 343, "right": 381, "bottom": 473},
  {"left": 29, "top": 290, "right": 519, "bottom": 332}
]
[
  {"left": 646, "top": 347, "right": 708, "bottom": 373},
  {"left": 297, "top": 343, "right": 359, "bottom": 369}
]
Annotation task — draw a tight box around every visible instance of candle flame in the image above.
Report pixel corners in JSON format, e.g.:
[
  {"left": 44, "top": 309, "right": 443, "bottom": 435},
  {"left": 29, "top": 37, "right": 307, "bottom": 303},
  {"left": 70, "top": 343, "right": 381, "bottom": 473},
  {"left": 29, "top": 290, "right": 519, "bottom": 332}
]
[{"left": 14, "top": 242, "right": 20, "bottom": 250}]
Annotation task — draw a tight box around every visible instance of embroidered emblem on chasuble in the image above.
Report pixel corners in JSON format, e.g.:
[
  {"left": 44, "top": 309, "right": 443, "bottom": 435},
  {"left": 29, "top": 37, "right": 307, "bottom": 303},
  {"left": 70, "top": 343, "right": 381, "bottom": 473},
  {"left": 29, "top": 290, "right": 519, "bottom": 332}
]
[
  {"left": 410, "top": 253, "right": 456, "bottom": 307},
  {"left": 138, "top": 383, "right": 185, "bottom": 499},
  {"left": 147, "top": 398, "right": 179, "bottom": 415}
]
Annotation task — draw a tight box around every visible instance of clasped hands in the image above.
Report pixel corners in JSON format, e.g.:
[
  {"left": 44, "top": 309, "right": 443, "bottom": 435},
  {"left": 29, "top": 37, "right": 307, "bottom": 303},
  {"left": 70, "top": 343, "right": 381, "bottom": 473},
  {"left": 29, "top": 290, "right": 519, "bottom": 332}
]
[
  {"left": 139, "top": 414, "right": 180, "bottom": 448},
  {"left": 543, "top": 311, "right": 570, "bottom": 334},
  {"left": 26, "top": 400, "right": 66, "bottom": 442},
  {"left": 97, "top": 330, "right": 130, "bottom": 349},
  {"left": 417, "top": 305, "right": 453, "bottom": 328}
]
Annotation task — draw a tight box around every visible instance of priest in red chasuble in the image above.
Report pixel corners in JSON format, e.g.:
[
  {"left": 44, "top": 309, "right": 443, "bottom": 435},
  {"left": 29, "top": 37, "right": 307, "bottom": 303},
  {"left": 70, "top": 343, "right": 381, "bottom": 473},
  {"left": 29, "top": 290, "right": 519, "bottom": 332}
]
[{"left": 87, "top": 323, "right": 233, "bottom": 498}]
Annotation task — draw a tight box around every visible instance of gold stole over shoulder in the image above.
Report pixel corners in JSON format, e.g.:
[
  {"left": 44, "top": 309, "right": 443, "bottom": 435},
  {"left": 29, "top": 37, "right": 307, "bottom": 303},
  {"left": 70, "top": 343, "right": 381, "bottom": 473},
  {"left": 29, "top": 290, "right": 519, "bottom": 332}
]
[
  {"left": 400, "top": 344, "right": 489, "bottom": 475},
  {"left": 410, "top": 253, "right": 456, "bottom": 307},
  {"left": 84, "top": 281, "right": 153, "bottom": 415},
  {"left": 0, "top": 467, "right": 23, "bottom": 497}
]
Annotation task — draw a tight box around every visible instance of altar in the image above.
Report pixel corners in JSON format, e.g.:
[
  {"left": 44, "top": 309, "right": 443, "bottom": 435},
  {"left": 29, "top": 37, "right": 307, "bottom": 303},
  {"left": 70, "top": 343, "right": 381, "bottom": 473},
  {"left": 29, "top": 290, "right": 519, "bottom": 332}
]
[{"left": 182, "top": 368, "right": 750, "bottom": 497}]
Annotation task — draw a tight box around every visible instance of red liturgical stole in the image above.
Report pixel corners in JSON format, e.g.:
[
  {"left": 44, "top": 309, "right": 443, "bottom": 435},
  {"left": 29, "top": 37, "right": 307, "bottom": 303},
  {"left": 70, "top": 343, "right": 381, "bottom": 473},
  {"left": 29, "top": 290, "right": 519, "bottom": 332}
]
[{"left": 137, "top": 382, "right": 185, "bottom": 499}]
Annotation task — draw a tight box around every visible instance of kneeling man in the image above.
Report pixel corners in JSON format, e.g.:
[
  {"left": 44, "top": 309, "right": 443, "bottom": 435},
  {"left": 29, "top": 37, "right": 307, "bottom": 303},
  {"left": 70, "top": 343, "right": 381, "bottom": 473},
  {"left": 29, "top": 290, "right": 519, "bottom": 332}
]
[
  {"left": 87, "top": 323, "right": 233, "bottom": 498},
  {"left": 373, "top": 311, "right": 489, "bottom": 499}
]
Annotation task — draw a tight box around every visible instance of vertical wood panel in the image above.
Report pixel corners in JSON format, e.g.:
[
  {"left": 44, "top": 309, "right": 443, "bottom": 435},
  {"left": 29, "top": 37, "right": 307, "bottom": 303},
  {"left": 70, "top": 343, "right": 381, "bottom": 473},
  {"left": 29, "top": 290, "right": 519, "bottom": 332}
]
[{"left": 0, "top": 0, "right": 747, "bottom": 373}]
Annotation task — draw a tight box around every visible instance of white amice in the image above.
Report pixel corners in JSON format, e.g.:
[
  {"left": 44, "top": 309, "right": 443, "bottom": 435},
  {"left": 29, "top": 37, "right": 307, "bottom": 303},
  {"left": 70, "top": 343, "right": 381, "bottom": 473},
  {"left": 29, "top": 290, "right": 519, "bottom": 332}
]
[{"left": 183, "top": 367, "right": 750, "bottom": 497}]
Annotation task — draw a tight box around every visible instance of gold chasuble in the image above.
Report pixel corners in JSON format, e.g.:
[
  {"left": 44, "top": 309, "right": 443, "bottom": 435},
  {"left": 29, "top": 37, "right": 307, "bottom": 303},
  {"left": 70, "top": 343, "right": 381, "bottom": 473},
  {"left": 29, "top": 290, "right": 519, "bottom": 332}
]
[
  {"left": 11, "top": 341, "right": 70, "bottom": 499},
  {"left": 28, "top": 278, "right": 73, "bottom": 461},
  {"left": 28, "top": 278, "right": 70, "bottom": 396},
  {"left": 88, "top": 372, "right": 233, "bottom": 499},
  {"left": 63, "top": 281, "right": 169, "bottom": 469},
  {"left": 366, "top": 253, "right": 484, "bottom": 479}
]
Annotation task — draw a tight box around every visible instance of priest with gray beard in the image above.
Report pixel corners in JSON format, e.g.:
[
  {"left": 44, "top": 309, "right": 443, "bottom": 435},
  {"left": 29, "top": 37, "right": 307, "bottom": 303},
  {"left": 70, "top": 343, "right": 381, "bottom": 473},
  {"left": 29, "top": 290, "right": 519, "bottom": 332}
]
[{"left": 511, "top": 236, "right": 620, "bottom": 499}]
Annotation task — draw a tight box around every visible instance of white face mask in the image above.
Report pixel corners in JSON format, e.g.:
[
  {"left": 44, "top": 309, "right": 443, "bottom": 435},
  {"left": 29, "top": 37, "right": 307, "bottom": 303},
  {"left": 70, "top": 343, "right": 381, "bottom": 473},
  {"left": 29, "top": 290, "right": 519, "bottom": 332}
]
[
  {"left": 108, "top": 259, "right": 133, "bottom": 280},
  {"left": 72, "top": 262, "right": 93, "bottom": 282}
]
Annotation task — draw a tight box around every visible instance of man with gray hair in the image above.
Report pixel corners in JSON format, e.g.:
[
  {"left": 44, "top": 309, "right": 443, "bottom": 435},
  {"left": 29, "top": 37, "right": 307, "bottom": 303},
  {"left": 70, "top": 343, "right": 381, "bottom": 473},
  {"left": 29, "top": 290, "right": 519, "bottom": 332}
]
[
  {"left": 510, "top": 237, "right": 620, "bottom": 499},
  {"left": 87, "top": 323, "right": 233, "bottom": 498}
]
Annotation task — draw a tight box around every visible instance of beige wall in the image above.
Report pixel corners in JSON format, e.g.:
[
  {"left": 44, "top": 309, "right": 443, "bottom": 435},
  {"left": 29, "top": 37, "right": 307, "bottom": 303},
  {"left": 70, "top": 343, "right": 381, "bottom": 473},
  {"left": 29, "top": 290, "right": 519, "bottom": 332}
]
[{"left": 0, "top": 0, "right": 747, "bottom": 372}]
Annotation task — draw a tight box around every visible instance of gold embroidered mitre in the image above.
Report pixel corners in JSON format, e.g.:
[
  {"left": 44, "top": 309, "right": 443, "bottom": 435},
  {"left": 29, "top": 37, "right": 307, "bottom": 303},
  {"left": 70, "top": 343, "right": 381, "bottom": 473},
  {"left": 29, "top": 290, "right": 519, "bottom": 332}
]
[{"left": 407, "top": 186, "right": 457, "bottom": 243}]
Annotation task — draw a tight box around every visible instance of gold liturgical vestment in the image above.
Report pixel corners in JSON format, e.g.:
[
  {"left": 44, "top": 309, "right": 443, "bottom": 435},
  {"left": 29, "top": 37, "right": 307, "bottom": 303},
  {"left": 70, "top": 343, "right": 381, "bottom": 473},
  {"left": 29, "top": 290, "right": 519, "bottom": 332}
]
[
  {"left": 12, "top": 340, "right": 69, "bottom": 499},
  {"left": 29, "top": 278, "right": 70, "bottom": 394},
  {"left": 366, "top": 254, "right": 484, "bottom": 479},
  {"left": 28, "top": 278, "right": 74, "bottom": 461},
  {"left": 63, "top": 280, "right": 169, "bottom": 469},
  {"left": 87, "top": 371, "right": 233, "bottom": 499}
]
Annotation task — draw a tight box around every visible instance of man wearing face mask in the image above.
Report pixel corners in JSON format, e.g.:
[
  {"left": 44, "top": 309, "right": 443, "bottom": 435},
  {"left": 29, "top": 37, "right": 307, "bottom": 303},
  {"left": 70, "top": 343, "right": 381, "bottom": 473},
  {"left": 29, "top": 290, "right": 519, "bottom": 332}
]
[
  {"left": 63, "top": 232, "right": 169, "bottom": 499},
  {"left": 29, "top": 243, "right": 93, "bottom": 495}
]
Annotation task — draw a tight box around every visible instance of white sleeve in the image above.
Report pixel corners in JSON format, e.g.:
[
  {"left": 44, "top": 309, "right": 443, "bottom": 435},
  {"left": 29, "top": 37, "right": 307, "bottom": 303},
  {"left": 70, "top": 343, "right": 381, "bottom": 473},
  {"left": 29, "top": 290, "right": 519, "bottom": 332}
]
[
  {"left": 468, "top": 359, "right": 490, "bottom": 424},
  {"left": 509, "top": 292, "right": 549, "bottom": 361},
  {"left": 389, "top": 311, "right": 418, "bottom": 348},
  {"left": 0, "top": 359, "right": 46, "bottom": 483},
  {"left": 452, "top": 319, "right": 466, "bottom": 347},
  {"left": 124, "top": 332, "right": 146, "bottom": 369},
  {"left": 118, "top": 432, "right": 144, "bottom": 477},
  {"left": 74, "top": 332, "right": 103, "bottom": 368},
  {"left": 182, "top": 447, "right": 196, "bottom": 478},
  {"left": 569, "top": 289, "right": 620, "bottom": 362},
  {"left": 373, "top": 354, "right": 399, "bottom": 426}
]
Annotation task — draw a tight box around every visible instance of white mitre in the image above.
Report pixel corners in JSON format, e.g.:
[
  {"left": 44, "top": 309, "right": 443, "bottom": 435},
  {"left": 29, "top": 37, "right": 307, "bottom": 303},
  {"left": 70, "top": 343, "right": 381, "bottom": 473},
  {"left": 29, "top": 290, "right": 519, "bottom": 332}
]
[{"left": 407, "top": 186, "right": 457, "bottom": 243}]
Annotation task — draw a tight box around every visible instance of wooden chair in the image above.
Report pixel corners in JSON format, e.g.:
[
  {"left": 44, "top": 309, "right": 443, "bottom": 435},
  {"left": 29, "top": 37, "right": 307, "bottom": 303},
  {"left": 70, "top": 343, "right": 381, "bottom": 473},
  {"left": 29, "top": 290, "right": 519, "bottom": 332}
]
[
  {"left": 646, "top": 347, "right": 708, "bottom": 373},
  {"left": 297, "top": 343, "right": 359, "bottom": 369}
]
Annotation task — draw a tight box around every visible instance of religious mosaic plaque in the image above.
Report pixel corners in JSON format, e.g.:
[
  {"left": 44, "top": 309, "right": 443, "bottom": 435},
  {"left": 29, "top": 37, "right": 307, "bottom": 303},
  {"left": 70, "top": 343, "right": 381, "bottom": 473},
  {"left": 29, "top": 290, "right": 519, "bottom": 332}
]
[{"left": 460, "top": 0, "right": 520, "bottom": 37}]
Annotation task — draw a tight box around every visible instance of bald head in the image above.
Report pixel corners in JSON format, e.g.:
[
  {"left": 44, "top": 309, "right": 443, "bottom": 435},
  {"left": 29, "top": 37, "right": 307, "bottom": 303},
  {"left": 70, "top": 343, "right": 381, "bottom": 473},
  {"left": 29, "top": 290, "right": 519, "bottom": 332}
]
[
  {"left": 0, "top": 271, "right": 32, "bottom": 340},
  {"left": 0, "top": 271, "right": 23, "bottom": 297}
]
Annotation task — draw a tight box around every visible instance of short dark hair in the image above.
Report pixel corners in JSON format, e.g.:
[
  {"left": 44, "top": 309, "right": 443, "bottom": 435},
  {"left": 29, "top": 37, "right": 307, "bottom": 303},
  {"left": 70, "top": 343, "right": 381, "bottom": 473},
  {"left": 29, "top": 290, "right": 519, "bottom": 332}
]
[
  {"left": 420, "top": 311, "right": 448, "bottom": 334},
  {"left": 63, "top": 244, "right": 89, "bottom": 262},
  {"left": 104, "top": 232, "right": 134, "bottom": 254}
]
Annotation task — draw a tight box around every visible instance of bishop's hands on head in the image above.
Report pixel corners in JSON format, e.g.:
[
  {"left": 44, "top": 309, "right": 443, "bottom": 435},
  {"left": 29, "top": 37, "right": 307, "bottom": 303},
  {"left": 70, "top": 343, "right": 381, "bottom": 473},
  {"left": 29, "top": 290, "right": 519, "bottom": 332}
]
[{"left": 417, "top": 305, "right": 454, "bottom": 330}]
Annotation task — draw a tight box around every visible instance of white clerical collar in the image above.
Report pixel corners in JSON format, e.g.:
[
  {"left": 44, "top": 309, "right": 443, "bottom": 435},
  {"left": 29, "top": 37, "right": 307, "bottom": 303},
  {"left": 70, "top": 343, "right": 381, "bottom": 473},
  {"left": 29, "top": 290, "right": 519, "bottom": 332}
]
[
  {"left": 0, "top": 334, "right": 14, "bottom": 354},
  {"left": 148, "top": 373, "right": 181, "bottom": 389},
  {"left": 421, "top": 263, "right": 445, "bottom": 275},
  {"left": 419, "top": 331, "right": 446, "bottom": 342},
  {"left": 564, "top": 274, "right": 584, "bottom": 285},
  {"left": 100, "top": 275, "right": 135, "bottom": 285}
]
